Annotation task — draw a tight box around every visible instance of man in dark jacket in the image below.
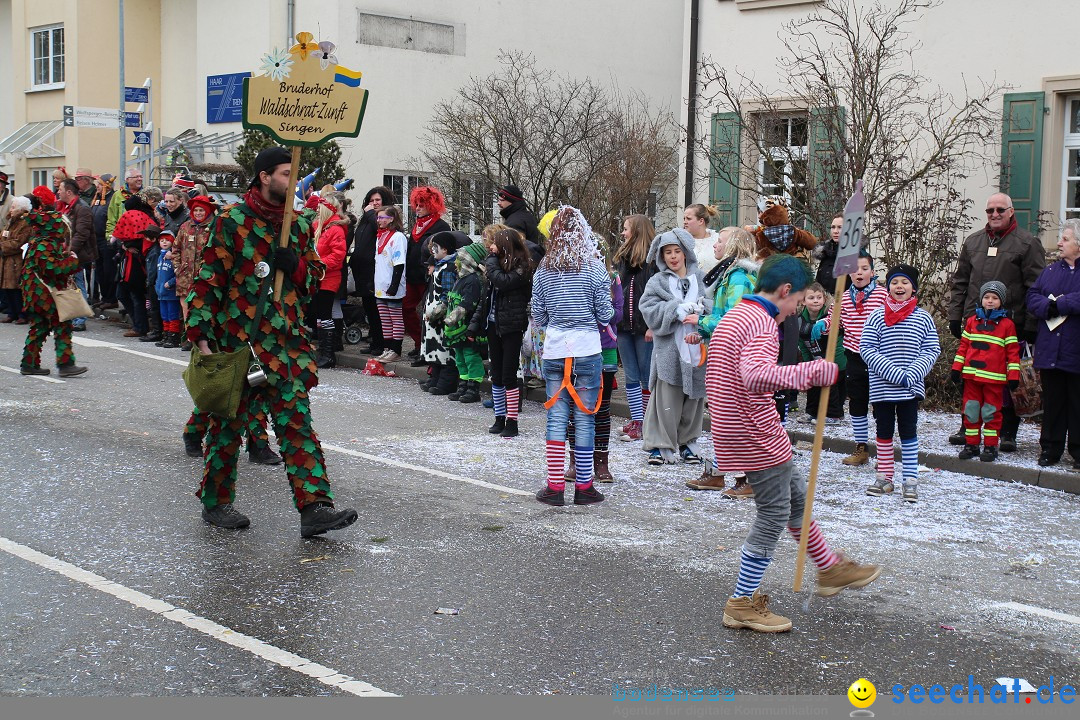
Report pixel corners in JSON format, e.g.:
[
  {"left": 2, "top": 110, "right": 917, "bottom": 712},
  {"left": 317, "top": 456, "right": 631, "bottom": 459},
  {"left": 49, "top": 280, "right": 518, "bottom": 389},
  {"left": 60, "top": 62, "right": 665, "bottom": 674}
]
[
  {"left": 57, "top": 179, "right": 95, "bottom": 331},
  {"left": 497, "top": 185, "right": 544, "bottom": 262},
  {"left": 947, "top": 192, "right": 1046, "bottom": 450}
]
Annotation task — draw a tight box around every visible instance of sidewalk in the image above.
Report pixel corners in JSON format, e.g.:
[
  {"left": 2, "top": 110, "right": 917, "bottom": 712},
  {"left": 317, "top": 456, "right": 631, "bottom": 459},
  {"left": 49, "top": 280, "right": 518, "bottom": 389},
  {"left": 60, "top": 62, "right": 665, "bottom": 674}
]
[{"left": 334, "top": 339, "right": 1080, "bottom": 496}]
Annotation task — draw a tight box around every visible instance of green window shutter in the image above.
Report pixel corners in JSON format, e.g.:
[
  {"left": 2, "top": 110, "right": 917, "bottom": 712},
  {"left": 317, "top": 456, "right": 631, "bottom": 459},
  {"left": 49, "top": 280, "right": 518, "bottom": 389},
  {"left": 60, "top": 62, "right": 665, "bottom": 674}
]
[
  {"left": 808, "top": 106, "right": 847, "bottom": 235},
  {"left": 709, "top": 112, "right": 742, "bottom": 227},
  {"left": 1001, "top": 92, "right": 1045, "bottom": 234}
]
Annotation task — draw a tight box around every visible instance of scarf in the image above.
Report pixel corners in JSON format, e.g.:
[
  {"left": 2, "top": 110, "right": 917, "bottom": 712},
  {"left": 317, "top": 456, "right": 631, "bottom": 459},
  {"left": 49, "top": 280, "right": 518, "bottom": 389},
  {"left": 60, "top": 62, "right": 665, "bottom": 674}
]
[
  {"left": 975, "top": 306, "right": 1008, "bottom": 322},
  {"left": 411, "top": 214, "right": 438, "bottom": 241},
  {"left": 848, "top": 282, "right": 875, "bottom": 311},
  {"left": 376, "top": 228, "right": 396, "bottom": 255},
  {"left": 986, "top": 217, "right": 1017, "bottom": 244},
  {"left": 884, "top": 296, "right": 917, "bottom": 326},
  {"left": 243, "top": 187, "right": 285, "bottom": 233}
]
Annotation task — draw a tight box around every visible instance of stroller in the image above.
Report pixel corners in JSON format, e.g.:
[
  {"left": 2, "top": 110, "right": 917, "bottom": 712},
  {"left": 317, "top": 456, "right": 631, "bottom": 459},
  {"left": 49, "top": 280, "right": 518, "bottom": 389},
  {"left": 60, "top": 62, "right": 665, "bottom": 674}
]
[{"left": 341, "top": 300, "right": 367, "bottom": 345}]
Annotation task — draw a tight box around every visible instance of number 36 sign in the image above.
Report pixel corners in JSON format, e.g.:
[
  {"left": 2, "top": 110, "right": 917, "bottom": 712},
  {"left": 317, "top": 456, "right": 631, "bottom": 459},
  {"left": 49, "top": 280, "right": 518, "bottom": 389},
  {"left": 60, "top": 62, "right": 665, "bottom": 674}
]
[{"left": 833, "top": 179, "right": 866, "bottom": 277}]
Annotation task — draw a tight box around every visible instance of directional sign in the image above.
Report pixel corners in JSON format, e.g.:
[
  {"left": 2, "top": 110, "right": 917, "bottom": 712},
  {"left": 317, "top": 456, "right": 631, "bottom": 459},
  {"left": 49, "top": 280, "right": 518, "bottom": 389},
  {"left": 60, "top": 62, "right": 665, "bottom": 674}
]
[
  {"left": 125, "top": 86, "right": 149, "bottom": 104},
  {"left": 833, "top": 179, "right": 866, "bottom": 277},
  {"left": 132, "top": 131, "right": 151, "bottom": 145},
  {"left": 207, "top": 72, "right": 250, "bottom": 124},
  {"left": 62, "top": 105, "right": 121, "bottom": 129},
  {"left": 124, "top": 111, "right": 142, "bottom": 128}
]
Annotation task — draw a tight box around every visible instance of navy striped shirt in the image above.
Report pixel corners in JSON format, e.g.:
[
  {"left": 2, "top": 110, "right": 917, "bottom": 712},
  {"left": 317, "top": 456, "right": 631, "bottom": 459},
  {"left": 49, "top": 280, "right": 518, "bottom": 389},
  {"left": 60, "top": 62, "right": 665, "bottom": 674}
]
[
  {"left": 859, "top": 306, "right": 940, "bottom": 403},
  {"left": 532, "top": 260, "right": 614, "bottom": 359}
]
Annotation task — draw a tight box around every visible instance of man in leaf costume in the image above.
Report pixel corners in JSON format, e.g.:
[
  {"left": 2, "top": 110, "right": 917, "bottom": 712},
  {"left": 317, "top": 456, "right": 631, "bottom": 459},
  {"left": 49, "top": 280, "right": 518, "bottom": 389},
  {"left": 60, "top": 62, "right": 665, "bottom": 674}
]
[
  {"left": 185, "top": 147, "right": 357, "bottom": 537},
  {"left": 19, "top": 196, "right": 88, "bottom": 377}
]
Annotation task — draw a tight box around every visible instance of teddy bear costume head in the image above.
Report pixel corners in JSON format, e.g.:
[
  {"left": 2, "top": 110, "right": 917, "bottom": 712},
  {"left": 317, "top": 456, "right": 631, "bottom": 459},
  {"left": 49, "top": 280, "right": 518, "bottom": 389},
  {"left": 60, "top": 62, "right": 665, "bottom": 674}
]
[{"left": 752, "top": 195, "right": 817, "bottom": 261}]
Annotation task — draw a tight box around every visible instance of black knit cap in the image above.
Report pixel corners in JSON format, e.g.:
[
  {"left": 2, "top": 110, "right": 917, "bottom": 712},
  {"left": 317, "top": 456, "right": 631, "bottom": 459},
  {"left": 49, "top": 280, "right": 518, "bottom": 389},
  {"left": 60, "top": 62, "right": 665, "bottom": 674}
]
[
  {"left": 886, "top": 263, "right": 920, "bottom": 293},
  {"left": 498, "top": 184, "right": 524, "bottom": 202},
  {"left": 430, "top": 230, "right": 471, "bottom": 252},
  {"left": 249, "top": 146, "right": 292, "bottom": 188}
]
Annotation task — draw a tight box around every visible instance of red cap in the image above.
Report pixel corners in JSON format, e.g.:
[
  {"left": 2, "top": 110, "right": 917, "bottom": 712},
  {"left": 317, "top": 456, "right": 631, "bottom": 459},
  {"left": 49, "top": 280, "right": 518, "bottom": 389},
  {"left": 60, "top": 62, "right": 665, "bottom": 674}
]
[
  {"left": 187, "top": 194, "right": 218, "bottom": 217},
  {"left": 31, "top": 185, "right": 56, "bottom": 208}
]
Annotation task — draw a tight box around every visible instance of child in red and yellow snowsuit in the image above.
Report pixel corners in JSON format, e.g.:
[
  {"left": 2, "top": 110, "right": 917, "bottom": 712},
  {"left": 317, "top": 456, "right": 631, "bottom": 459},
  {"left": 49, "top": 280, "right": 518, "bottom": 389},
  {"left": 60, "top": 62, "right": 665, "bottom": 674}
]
[{"left": 950, "top": 280, "right": 1021, "bottom": 463}]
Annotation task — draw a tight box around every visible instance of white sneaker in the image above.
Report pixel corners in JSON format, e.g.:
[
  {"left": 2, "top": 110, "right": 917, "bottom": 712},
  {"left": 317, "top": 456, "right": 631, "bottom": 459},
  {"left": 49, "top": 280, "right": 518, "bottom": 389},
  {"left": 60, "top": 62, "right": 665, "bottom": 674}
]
[{"left": 381, "top": 351, "right": 401, "bottom": 363}]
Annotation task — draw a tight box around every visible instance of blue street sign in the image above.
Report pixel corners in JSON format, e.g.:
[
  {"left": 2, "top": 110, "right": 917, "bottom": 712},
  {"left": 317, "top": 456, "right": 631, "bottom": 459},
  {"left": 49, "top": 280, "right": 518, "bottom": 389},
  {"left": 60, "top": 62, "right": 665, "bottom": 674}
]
[
  {"left": 125, "top": 86, "right": 149, "bottom": 104},
  {"left": 124, "top": 111, "right": 142, "bottom": 128},
  {"left": 206, "top": 72, "right": 250, "bottom": 124},
  {"left": 132, "top": 131, "right": 151, "bottom": 145}
]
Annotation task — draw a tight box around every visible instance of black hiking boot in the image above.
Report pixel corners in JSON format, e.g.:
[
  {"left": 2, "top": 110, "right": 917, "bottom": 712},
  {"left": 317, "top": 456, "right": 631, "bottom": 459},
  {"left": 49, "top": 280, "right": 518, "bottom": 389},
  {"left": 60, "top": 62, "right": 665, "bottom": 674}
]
[
  {"left": 248, "top": 445, "right": 282, "bottom": 465},
  {"left": 300, "top": 502, "right": 358, "bottom": 538},
  {"left": 202, "top": 503, "right": 251, "bottom": 530},
  {"left": 183, "top": 433, "right": 203, "bottom": 458}
]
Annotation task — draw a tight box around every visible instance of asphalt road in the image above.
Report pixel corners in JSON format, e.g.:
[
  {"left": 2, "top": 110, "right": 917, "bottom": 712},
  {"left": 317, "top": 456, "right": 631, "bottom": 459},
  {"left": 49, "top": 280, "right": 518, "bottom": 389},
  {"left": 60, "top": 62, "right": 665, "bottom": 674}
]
[{"left": 1, "top": 319, "right": 1077, "bottom": 697}]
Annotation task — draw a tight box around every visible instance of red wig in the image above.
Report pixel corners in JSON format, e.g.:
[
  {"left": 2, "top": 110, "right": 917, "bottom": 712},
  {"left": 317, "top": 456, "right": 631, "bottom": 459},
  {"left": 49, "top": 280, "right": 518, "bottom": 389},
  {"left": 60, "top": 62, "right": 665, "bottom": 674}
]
[{"left": 409, "top": 185, "right": 446, "bottom": 217}]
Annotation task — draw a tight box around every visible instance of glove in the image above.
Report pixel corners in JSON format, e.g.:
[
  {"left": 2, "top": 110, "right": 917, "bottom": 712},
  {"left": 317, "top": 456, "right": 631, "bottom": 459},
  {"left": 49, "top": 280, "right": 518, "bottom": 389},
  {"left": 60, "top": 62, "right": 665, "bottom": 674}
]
[
  {"left": 1024, "top": 330, "right": 1038, "bottom": 345},
  {"left": 274, "top": 246, "right": 299, "bottom": 277},
  {"left": 949, "top": 320, "right": 963, "bottom": 339},
  {"left": 949, "top": 369, "right": 962, "bottom": 384},
  {"left": 1047, "top": 299, "right": 1059, "bottom": 319},
  {"left": 810, "top": 319, "right": 826, "bottom": 342},
  {"left": 1008, "top": 379, "right": 1019, "bottom": 391}
]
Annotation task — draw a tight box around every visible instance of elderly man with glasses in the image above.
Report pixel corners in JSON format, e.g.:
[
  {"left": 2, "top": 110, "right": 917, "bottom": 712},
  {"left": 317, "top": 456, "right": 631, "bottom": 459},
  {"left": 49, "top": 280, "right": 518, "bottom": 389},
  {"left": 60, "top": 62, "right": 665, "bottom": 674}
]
[{"left": 947, "top": 192, "right": 1046, "bottom": 451}]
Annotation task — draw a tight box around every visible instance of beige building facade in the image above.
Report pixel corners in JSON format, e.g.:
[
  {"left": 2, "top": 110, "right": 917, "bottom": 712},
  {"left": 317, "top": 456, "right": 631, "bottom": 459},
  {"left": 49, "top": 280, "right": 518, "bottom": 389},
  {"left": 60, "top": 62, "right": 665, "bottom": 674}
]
[{"left": 683, "top": 0, "right": 1080, "bottom": 244}]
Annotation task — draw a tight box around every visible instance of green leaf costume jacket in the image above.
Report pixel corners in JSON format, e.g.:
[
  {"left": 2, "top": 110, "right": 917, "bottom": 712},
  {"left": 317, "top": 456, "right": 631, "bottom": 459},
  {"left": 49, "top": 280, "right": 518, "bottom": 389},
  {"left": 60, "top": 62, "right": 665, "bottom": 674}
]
[
  {"left": 185, "top": 202, "right": 324, "bottom": 392},
  {"left": 20, "top": 210, "right": 78, "bottom": 320}
]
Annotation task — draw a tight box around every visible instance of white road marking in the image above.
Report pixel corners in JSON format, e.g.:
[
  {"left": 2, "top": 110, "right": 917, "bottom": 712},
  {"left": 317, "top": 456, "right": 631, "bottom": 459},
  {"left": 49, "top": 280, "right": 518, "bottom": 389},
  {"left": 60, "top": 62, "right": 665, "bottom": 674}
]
[
  {"left": 72, "top": 336, "right": 188, "bottom": 367},
  {"left": 0, "top": 535, "right": 397, "bottom": 697},
  {"left": 0, "top": 365, "right": 65, "bottom": 383},
  {"left": 323, "top": 443, "right": 533, "bottom": 497},
  {"left": 991, "top": 601, "right": 1080, "bottom": 626},
  {"left": 67, "top": 335, "right": 533, "bottom": 498}
]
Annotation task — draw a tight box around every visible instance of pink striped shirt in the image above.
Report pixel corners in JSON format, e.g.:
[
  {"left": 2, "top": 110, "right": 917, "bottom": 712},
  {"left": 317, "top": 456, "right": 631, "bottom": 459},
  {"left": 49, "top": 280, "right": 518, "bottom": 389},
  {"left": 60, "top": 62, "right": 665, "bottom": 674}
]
[
  {"left": 825, "top": 282, "right": 887, "bottom": 353},
  {"left": 707, "top": 299, "right": 836, "bottom": 472}
]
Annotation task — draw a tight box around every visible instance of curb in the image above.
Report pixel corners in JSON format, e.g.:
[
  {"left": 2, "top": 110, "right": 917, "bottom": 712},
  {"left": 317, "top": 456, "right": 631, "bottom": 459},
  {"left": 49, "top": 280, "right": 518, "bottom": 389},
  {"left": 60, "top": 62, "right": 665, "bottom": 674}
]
[{"left": 336, "top": 346, "right": 1080, "bottom": 496}]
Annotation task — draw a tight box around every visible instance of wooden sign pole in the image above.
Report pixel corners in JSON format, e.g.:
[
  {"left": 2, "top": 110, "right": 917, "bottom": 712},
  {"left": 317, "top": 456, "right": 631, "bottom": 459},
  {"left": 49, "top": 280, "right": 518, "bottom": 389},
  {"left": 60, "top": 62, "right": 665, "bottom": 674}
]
[
  {"left": 273, "top": 145, "right": 303, "bottom": 301},
  {"left": 792, "top": 272, "right": 846, "bottom": 592}
]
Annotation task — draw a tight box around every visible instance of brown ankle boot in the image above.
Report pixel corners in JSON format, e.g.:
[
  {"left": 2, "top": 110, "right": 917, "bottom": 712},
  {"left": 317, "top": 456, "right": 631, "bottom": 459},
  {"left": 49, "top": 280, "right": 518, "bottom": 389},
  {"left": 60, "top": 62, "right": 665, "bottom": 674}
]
[
  {"left": 564, "top": 450, "right": 576, "bottom": 480},
  {"left": 686, "top": 470, "right": 726, "bottom": 491},
  {"left": 721, "top": 475, "right": 754, "bottom": 499},
  {"left": 842, "top": 442, "right": 870, "bottom": 466},
  {"left": 594, "top": 450, "right": 613, "bottom": 483}
]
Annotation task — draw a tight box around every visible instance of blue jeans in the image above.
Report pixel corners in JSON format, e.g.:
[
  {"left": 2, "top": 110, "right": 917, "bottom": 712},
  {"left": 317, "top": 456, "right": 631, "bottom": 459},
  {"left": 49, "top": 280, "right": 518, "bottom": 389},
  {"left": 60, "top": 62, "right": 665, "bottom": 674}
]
[
  {"left": 617, "top": 332, "right": 652, "bottom": 387},
  {"left": 543, "top": 354, "right": 602, "bottom": 448},
  {"left": 71, "top": 267, "right": 90, "bottom": 328}
]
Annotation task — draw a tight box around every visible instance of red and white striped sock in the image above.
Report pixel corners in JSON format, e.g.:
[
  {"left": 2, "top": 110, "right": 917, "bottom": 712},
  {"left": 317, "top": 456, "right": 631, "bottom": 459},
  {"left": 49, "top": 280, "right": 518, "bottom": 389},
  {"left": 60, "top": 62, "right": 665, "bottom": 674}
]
[
  {"left": 545, "top": 440, "right": 566, "bottom": 492},
  {"left": 505, "top": 387, "right": 520, "bottom": 420},
  {"left": 377, "top": 302, "right": 393, "bottom": 342},
  {"left": 787, "top": 520, "right": 840, "bottom": 570},
  {"left": 641, "top": 388, "right": 651, "bottom": 414},
  {"left": 876, "top": 438, "right": 894, "bottom": 479}
]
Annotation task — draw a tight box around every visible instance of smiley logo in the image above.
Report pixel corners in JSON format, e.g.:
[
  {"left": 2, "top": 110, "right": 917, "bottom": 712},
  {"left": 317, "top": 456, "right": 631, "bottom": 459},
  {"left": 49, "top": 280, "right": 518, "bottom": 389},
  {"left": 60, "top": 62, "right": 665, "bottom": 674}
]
[{"left": 848, "top": 678, "right": 876, "bottom": 709}]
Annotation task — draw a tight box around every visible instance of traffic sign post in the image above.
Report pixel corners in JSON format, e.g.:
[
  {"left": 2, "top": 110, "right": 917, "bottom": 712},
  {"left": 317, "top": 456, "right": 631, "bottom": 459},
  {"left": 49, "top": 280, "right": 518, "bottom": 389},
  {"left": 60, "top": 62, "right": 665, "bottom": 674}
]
[
  {"left": 124, "top": 111, "right": 142, "bottom": 128},
  {"left": 793, "top": 180, "right": 866, "bottom": 593},
  {"left": 62, "top": 105, "right": 121, "bottom": 129},
  {"left": 132, "top": 131, "right": 151, "bottom": 145}
]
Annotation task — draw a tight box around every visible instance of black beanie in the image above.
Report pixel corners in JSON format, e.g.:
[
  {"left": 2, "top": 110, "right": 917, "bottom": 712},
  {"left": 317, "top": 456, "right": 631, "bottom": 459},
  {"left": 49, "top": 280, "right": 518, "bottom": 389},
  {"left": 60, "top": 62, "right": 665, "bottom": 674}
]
[
  {"left": 429, "top": 231, "right": 462, "bottom": 253},
  {"left": 498, "top": 184, "right": 524, "bottom": 202},
  {"left": 249, "top": 146, "right": 292, "bottom": 188},
  {"left": 886, "top": 263, "right": 920, "bottom": 293}
]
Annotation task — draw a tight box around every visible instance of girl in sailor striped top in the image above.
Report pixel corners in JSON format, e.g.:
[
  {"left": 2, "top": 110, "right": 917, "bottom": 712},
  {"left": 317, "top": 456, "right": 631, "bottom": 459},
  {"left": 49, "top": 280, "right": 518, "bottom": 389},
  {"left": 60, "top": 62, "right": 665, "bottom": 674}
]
[{"left": 859, "top": 264, "right": 940, "bottom": 503}]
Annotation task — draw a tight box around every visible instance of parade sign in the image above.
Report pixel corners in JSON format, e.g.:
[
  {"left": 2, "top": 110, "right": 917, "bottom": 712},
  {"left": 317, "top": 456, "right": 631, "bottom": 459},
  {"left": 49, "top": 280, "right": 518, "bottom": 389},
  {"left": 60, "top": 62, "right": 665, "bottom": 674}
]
[
  {"left": 242, "top": 33, "right": 368, "bottom": 147},
  {"left": 833, "top": 179, "right": 866, "bottom": 277}
]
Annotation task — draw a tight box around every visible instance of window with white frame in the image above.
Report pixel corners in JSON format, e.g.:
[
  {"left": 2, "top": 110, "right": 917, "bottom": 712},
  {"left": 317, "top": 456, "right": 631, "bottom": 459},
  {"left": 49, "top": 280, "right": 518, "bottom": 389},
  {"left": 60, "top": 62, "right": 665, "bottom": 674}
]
[
  {"left": 383, "top": 172, "right": 430, "bottom": 227},
  {"left": 1062, "top": 96, "right": 1080, "bottom": 221},
  {"left": 756, "top": 114, "right": 808, "bottom": 208},
  {"left": 31, "top": 25, "right": 64, "bottom": 88},
  {"left": 31, "top": 169, "right": 52, "bottom": 189}
]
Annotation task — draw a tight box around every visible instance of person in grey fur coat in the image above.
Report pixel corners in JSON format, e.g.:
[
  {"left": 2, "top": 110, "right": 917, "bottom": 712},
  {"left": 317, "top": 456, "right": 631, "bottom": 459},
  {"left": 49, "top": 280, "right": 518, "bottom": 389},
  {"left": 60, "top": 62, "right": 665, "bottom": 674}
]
[{"left": 639, "top": 228, "right": 709, "bottom": 465}]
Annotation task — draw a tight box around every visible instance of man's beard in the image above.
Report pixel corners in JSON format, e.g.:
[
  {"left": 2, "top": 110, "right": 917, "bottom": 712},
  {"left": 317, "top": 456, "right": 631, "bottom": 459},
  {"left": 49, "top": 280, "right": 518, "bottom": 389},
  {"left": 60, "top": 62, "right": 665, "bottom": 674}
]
[{"left": 266, "top": 178, "right": 288, "bottom": 206}]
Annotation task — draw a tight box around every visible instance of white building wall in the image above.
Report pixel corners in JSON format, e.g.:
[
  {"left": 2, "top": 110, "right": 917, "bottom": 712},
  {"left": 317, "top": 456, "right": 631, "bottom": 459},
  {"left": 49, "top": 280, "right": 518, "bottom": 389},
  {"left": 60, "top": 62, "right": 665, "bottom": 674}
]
[{"left": 178, "top": 0, "right": 685, "bottom": 212}]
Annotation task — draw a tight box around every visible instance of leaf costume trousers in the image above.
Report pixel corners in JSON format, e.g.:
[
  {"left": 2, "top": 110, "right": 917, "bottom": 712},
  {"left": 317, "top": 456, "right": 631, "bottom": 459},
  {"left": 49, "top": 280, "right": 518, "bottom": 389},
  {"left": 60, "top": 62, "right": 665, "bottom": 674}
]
[
  {"left": 197, "top": 382, "right": 334, "bottom": 511},
  {"left": 22, "top": 313, "right": 74, "bottom": 369},
  {"left": 186, "top": 397, "right": 272, "bottom": 451}
]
